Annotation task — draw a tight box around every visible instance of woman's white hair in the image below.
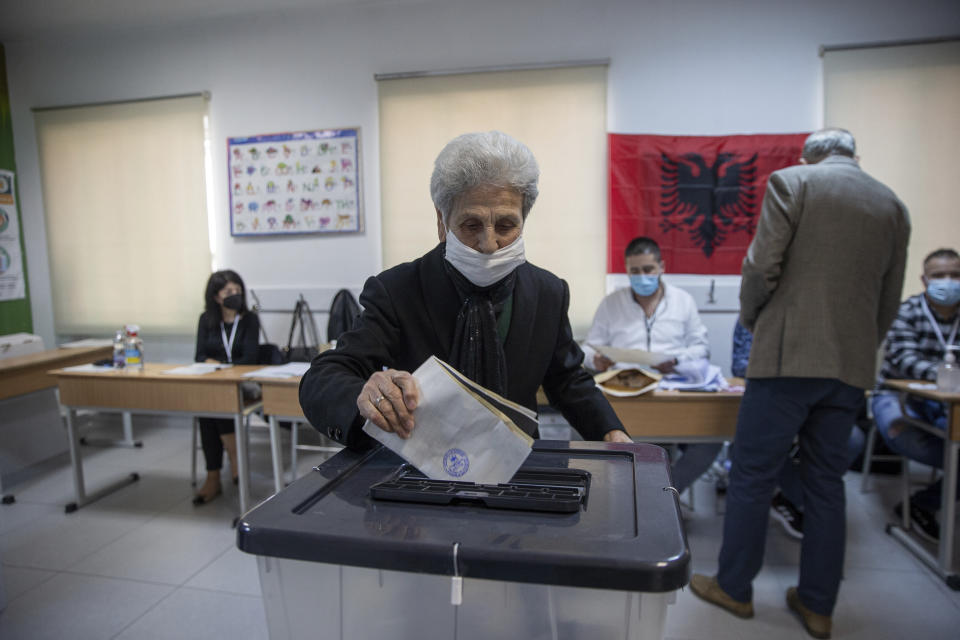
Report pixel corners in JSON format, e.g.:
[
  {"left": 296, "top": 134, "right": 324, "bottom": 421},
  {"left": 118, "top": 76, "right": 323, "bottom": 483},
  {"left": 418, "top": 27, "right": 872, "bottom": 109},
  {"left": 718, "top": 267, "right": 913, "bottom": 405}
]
[{"left": 430, "top": 131, "right": 539, "bottom": 225}]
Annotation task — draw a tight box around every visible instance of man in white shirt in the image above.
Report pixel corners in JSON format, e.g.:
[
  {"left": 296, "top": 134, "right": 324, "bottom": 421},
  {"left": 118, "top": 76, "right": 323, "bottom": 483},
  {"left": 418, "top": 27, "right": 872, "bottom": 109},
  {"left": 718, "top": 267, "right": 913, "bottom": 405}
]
[{"left": 583, "top": 236, "right": 719, "bottom": 493}]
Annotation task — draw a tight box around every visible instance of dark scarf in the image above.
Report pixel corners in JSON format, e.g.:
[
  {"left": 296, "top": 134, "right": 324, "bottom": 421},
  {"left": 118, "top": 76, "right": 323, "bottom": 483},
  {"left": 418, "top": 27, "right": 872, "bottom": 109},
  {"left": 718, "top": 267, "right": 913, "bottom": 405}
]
[{"left": 443, "top": 260, "right": 516, "bottom": 395}]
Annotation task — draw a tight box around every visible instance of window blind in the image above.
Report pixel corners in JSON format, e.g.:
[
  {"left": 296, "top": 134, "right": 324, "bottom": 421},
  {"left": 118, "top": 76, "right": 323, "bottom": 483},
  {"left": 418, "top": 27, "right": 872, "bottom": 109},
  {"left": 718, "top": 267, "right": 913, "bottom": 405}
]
[
  {"left": 35, "top": 95, "right": 211, "bottom": 335},
  {"left": 378, "top": 65, "right": 608, "bottom": 336}
]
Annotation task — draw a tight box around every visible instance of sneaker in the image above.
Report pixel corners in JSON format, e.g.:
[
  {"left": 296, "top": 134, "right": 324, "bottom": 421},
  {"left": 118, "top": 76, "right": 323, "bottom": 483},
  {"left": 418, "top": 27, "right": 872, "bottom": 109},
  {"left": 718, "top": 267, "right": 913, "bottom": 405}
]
[
  {"left": 893, "top": 501, "right": 939, "bottom": 543},
  {"left": 770, "top": 491, "right": 803, "bottom": 539}
]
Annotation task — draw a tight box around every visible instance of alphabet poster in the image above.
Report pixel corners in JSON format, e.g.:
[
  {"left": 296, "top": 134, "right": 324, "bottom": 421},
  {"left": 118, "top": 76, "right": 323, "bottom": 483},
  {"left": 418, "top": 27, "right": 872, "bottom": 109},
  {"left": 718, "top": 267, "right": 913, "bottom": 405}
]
[
  {"left": 0, "top": 169, "right": 26, "bottom": 301},
  {"left": 227, "top": 127, "right": 362, "bottom": 236}
]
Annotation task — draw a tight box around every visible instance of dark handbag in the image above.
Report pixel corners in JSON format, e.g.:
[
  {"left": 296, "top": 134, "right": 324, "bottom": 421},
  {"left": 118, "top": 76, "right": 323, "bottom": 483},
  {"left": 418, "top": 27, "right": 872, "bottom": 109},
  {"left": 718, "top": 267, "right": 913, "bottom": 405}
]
[
  {"left": 257, "top": 343, "right": 287, "bottom": 365},
  {"left": 285, "top": 295, "right": 321, "bottom": 362},
  {"left": 327, "top": 288, "right": 362, "bottom": 342}
]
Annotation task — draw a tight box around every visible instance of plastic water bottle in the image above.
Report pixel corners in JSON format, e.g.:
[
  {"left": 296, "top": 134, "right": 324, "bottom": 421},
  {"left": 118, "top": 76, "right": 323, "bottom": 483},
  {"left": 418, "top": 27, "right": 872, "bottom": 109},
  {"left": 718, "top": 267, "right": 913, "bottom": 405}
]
[
  {"left": 124, "top": 324, "right": 144, "bottom": 370},
  {"left": 112, "top": 329, "right": 126, "bottom": 369},
  {"left": 936, "top": 348, "right": 960, "bottom": 393}
]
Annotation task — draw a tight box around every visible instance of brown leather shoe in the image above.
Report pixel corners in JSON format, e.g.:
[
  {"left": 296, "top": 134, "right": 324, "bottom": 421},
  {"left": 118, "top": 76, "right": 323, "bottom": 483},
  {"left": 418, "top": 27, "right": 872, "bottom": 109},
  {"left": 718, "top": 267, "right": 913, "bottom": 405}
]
[
  {"left": 689, "top": 574, "right": 754, "bottom": 619},
  {"left": 786, "top": 586, "right": 831, "bottom": 639}
]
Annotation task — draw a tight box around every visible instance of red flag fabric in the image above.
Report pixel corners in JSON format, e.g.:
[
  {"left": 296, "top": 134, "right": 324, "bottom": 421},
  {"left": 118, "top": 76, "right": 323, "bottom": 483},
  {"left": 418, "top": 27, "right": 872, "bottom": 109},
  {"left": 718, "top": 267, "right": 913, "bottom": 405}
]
[{"left": 608, "top": 133, "right": 809, "bottom": 275}]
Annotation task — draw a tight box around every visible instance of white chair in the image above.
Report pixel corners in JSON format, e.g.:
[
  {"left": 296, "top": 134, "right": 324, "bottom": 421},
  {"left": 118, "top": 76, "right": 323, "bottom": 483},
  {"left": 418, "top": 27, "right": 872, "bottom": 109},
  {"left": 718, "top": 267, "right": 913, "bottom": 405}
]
[
  {"left": 286, "top": 421, "right": 342, "bottom": 484},
  {"left": 862, "top": 391, "right": 941, "bottom": 541},
  {"left": 190, "top": 401, "right": 264, "bottom": 488},
  {"left": 860, "top": 392, "right": 907, "bottom": 493}
]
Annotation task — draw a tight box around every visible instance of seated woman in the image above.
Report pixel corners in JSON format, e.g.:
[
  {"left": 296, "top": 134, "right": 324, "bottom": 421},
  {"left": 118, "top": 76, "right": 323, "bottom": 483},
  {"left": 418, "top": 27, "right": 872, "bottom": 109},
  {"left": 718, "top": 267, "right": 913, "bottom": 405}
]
[
  {"left": 299, "top": 131, "right": 631, "bottom": 448},
  {"left": 193, "top": 270, "right": 260, "bottom": 504}
]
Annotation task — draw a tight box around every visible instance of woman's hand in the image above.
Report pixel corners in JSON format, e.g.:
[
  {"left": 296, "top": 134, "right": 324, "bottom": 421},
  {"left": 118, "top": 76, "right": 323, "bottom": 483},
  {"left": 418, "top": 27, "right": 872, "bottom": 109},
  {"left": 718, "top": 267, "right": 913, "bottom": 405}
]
[{"left": 357, "top": 369, "right": 420, "bottom": 438}]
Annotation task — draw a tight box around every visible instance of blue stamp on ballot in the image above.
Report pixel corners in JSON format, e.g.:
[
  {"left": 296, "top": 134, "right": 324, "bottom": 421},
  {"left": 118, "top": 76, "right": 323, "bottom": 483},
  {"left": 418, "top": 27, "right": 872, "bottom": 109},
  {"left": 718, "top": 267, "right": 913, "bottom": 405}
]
[{"left": 442, "top": 448, "right": 469, "bottom": 478}]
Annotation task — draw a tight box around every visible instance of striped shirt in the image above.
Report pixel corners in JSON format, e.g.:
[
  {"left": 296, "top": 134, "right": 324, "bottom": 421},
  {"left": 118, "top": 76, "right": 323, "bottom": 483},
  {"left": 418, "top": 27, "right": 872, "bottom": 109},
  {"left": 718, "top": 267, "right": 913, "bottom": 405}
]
[{"left": 879, "top": 294, "right": 960, "bottom": 382}]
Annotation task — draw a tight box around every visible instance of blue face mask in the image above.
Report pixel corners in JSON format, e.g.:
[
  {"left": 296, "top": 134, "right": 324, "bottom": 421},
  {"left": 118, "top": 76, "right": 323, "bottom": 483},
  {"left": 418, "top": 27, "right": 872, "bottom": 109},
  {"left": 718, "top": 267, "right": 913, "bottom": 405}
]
[
  {"left": 927, "top": 278, "right": 960, "bottom": 306},
  {"left": 629, "top": 274, "right": 660, "bottom": 297}
]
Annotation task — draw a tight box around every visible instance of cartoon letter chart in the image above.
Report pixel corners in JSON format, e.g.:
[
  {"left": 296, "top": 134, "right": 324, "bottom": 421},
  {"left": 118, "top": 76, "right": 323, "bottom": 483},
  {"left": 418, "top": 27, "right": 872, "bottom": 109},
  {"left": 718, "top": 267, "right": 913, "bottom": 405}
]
[
  {"left": 0, "top": 169, "right": 26, "bottom": 301},
  {"left": 227, "top": 127, "right": 362, "bottom": 237}
]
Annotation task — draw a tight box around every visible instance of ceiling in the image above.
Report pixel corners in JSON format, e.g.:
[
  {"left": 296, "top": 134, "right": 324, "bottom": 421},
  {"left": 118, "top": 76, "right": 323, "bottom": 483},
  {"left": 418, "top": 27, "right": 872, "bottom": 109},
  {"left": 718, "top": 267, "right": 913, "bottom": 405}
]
[{"left": 0, "top": 0, "right": 401, "bottom": 43}]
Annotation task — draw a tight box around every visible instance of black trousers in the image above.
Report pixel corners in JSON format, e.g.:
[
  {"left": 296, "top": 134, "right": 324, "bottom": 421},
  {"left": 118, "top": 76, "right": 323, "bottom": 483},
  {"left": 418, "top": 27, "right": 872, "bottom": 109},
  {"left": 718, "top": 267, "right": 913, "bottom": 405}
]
[
  {"left": 717, "top": 377, "right": 862, "bottom": 616},
  {"left": 198, "top": 417, "right": 235, "bottom": 472}
]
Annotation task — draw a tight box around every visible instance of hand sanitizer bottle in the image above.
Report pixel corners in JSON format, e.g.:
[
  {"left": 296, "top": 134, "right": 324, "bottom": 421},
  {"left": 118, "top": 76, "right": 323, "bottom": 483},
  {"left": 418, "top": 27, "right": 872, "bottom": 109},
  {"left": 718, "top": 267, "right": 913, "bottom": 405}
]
[
  {"left": 936, "top": 347, "right": 960, "bottom": 393},
  {"left": 124, "top": 324, "right": 144, "bottom": 370},
  {"left": 112, "top": 329, "right": 126, "bottom": 369}
]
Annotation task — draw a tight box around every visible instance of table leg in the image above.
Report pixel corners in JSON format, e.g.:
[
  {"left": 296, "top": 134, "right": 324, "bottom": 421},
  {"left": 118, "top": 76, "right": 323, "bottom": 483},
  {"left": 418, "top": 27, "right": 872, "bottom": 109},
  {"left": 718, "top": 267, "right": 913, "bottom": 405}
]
[
  {"left": 269, "top": 416, "right": 284, "bottom": 494},
  {"left": 64, "top": 408, "right": 139, "bottom": 513},
  {"left": 65, "top": 408, "right": 87, "bottom": 510},
  {"left": 0, "top": 470, "right": 13, "bottom": 504},
  {"left": 939, "top": 438, "right": 958, "bottom": 578},
  {"left": 79, "top": 411, "right": 143, "bottom": 448},
  {"left": 236, "top": 413, "right": 250, "bottom": 514}
]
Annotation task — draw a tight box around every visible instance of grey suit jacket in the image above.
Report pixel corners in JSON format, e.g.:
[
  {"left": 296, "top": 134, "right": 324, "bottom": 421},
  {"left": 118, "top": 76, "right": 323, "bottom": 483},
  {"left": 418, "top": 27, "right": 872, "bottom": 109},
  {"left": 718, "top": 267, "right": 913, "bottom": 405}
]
[{"left": 740, "top": 155, "right": 910, "bottom": 390}]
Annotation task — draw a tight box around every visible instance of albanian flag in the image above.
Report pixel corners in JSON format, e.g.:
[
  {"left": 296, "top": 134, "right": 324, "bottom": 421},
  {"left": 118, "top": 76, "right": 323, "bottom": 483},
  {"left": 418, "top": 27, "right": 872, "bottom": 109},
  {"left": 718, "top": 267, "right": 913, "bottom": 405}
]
[{"left": 608, "top": 133, "right": 808, "bottom": 274}]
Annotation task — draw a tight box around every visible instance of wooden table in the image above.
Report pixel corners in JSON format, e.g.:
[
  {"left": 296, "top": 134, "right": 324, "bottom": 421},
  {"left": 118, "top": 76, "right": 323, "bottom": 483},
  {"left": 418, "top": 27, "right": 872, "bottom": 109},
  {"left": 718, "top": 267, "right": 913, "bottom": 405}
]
[
  {"left": 605, "top": 386, "right": 743, "bottom": 442},
  {"left": 251, "top": 377, "right": 341, "bottom": 493},
  {"left": 881, "top": 379, "right": 960, "bottom": 589},
  {"left": 0, "top": 344, "right": 112, "bottom": 401},
  {"left": 253, "top": 376, "right": 744, "bottom": 493},
  {"left": 51, "top": 363, "right": 263, "bottom": 514},
  {"left": 258, "top": 378, "right": 304, "bottom": 493},
  {"left": 1, "top": 344, "right": 113, "bottom": 502}
]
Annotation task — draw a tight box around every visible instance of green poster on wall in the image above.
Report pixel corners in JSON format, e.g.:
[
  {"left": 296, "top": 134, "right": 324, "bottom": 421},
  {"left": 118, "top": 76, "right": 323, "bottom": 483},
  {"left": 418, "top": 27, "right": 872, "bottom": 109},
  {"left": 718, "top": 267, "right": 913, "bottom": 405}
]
[
  {"left": 0, "top": 42, "right": 33, "bottom": 333},
  {"left": 0, "top": 170, "right": 26, "bottom": 300}
]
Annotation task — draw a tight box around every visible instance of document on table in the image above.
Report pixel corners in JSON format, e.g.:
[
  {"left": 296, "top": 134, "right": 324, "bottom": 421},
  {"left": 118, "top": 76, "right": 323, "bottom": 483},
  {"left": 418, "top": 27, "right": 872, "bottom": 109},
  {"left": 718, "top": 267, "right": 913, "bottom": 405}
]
[
  {"left": 657, "top": 358, "right": 728, "bottom": 391},
  {"left": 61, "top": 363, "right": 115, "bottom": 373},
  {"left": 363, "top": 356, "right": 534, "bottom": 485},
  {"left": 586, "top": 343, "right": 671, "bottom": 367},
  {"left": 242, "top": 362, "right": 311, "bottom": 378},
  {"left": 161, "top": 363, "right": 233, "bottom": 375}
]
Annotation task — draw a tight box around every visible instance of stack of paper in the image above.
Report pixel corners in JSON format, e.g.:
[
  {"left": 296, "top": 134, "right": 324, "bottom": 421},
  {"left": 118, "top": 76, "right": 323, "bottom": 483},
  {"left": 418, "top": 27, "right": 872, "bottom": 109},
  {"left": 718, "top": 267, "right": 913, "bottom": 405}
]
[
  {"left": 161, "top": 363, "right": 233, "bottom": 376},
  {"left": 658, "top": 358, "right": 728, "bottom": 391},
  {"left": 363, "top": 356, "right": 535, "bottom": 485},
  {"left": 61, "top": 363, "right": 115, "bottom": 373}
]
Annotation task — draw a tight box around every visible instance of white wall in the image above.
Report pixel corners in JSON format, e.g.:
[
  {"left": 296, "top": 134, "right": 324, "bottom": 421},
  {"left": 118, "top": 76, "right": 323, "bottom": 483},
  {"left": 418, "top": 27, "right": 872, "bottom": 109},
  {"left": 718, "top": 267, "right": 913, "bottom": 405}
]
[{"left": 6, "top": 0, "right": 959, "bottom": 357}]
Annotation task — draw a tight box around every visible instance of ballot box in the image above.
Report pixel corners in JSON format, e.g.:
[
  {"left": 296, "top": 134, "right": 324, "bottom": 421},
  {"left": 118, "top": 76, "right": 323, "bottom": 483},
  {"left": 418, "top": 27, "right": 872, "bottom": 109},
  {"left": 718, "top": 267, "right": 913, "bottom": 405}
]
[{"left": 237, "top": 440, "right": 689, "bottom": 640}]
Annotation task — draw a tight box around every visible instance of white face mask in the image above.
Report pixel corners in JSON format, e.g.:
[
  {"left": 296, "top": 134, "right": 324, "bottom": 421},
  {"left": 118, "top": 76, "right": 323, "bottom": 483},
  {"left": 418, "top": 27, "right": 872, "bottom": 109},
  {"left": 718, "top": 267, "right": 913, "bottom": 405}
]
[{"left": 444, "top": 228, "right": 526, "bottom": 287}]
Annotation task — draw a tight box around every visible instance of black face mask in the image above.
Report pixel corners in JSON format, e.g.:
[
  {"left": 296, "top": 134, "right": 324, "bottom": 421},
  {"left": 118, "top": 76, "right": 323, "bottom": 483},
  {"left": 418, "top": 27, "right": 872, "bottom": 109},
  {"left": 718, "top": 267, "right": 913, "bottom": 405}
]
[{"left": 222, "top": 294, "right": 244, "bottom": 311}]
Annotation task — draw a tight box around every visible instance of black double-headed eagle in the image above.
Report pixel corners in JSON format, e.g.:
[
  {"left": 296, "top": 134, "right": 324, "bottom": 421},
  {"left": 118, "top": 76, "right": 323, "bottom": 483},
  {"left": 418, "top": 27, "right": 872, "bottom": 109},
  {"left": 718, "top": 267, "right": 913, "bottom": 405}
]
[{"left": 660, "top": 152, "right": 758, "bottom": 257}]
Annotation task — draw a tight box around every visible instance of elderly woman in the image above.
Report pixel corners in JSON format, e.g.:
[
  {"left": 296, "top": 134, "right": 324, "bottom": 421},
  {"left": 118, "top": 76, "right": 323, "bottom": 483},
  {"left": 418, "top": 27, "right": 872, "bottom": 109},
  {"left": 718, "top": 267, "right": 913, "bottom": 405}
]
[{"left": 299, "top": 131, "right": 630, "bottom": 449}]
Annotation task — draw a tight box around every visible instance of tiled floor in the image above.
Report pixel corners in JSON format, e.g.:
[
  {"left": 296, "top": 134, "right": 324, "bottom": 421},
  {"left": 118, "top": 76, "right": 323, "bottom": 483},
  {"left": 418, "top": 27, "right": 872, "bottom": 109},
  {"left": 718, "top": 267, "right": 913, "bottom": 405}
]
[{"left": 1, "top": 414, "right": 958, "bottom": 639}]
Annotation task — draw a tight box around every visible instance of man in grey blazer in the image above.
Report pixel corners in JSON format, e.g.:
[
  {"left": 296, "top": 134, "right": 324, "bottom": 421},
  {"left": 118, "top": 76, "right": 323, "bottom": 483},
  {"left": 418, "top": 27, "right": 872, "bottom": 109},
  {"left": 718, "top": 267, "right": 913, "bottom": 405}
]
[{"left": 690, "top": 128, "right": 910, "bottom": 639}]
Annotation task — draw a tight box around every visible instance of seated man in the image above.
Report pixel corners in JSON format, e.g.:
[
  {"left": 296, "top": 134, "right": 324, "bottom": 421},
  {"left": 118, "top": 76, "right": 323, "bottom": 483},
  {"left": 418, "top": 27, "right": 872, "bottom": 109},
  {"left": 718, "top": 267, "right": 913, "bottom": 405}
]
[
  {"left": 872, "top": 247, "right": 960, "bottom": 543},
  {"left": 583, "top": 236, "right": 717, "bottom": 495}
]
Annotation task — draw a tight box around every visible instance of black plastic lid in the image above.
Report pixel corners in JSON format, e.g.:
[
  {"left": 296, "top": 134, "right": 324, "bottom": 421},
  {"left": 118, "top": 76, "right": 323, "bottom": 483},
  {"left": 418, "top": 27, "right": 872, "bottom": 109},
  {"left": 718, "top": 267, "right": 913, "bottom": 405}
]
[{"left": 237, "top": 441, "right": 690, "bottom": 592}]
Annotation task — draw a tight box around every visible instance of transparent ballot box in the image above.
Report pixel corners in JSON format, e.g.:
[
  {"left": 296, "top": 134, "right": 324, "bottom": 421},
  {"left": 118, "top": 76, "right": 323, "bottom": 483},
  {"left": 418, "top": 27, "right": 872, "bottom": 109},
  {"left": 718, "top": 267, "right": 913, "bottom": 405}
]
[{"left": 237, "top": 441, "right": 690, "bottom": 640}]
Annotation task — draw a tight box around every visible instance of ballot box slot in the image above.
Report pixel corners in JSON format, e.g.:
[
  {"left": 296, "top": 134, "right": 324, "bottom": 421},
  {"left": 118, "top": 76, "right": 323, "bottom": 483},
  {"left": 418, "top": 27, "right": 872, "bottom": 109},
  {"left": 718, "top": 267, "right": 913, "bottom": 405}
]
[{"left": 369, "top": 465, "right": 590, "bottom": 513}]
